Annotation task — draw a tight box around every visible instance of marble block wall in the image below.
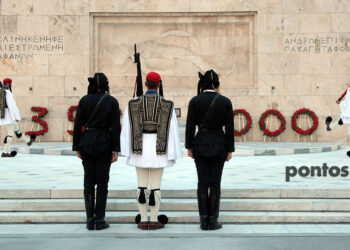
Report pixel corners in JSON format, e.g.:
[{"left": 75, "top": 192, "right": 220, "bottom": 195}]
[{"left": 0, "top": 0, "right": 350, "bottom": 143}]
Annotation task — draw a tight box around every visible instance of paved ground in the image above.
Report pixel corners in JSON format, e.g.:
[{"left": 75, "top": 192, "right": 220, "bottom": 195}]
[
  {"left": 1, "top": 224, "right": 350, "bottom": 250},
  {"left": 1, "top": 224, "right": 350, "bottom": 237},
  {"left": 1, "top": 146, "right": 350, "bottom": 249},
  {"left": 2, "top": 236, "right": 350, "bottom": 250},
  {"left": 0, "top": 147, "right": 349, "bottom": 190}
]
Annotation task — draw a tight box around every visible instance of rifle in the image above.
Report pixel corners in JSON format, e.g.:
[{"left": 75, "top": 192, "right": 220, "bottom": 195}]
[{"left": 133, "top": 44, "right": 143, "bottom": 97}]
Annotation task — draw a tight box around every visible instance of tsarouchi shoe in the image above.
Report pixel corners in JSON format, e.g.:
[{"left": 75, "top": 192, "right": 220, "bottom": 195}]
[
  {"left": 1, "top": 151, "right": 17, "bottom": 157},
  {"left": 148, "top": 221, "right": 164, "bottom": 230},
  {"left": 137, "top": 222, "right": 148, "bottom": 230}
]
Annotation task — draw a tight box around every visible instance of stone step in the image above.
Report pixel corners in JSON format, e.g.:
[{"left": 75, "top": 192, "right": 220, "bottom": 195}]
[
  {"left": 1, "top": 211, "right": 350, "bottom": 223},
  {"left": 9, "top": 142, "right": 342, "bottom": 156},
  {"left": 2, "top": 189, "right": 350, "bottom": 199},
  {"left": 1, "top": 199, "right": 350, "bottom": 212}
]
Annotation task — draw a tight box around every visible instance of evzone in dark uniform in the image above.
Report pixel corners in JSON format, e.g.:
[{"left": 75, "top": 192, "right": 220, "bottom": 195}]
[
  {"left": 73, "top": 73, "right": 121, "bottom": 230},
  {"left": 185, "top": 69, "right": 234, "bottom": 230},
  {"left": 0, "top": 78, "right": 36, "bottom": 157},
  {"left": 120, "top": 72, "right": 182, "bottom": 230}
]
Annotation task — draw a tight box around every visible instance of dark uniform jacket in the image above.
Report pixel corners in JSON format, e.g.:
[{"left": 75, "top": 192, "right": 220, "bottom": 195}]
[
  {"left": 185, "top": 91, "right": 234, "bottom": 158},
  {"left": 73, "top": 92, "right": 121, "bottom": 153}
]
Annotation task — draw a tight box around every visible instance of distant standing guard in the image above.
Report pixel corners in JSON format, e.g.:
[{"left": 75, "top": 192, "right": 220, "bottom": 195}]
[
  {"left": 0, "top": 78, "right": 36, "bottom": 157},
  {"left": 185, "top": 69, "right": 234, "bottom": 230},
  {"left": 120, "top": 71, "right": 182, "bottom": 230},
  {"left": 73, "top": 73, "right": 120, "bottom": 230}
]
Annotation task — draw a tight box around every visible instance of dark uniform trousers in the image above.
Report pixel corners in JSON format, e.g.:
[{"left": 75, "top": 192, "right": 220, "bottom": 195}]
[
  {"left": 81, "top": 149, "right": 112, "bottom": 221},
  {"left": 195, "top": 156, "right": 225, "bottom": 196},
  {"left": 193, "top": 143, "right": 227, "bottom": 228}
]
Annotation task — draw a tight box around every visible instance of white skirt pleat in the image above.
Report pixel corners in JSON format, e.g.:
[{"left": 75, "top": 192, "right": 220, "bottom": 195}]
[{"left": 126, "top": 134, "right": 174, "bottom": 168}]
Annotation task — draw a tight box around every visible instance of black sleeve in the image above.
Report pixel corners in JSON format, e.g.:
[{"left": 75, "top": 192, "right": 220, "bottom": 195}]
[
  {"left": 185, "top": 99, "right": 196, "bottom": 149},
  {"left": 72, "top": 99, "right": 84, "bottom": 151},
  {"left": 225, "top": 99, "right": 234, "bottom": 152},
  {"left": 110, "top": 98, "right": 121, "bottom": 152}
]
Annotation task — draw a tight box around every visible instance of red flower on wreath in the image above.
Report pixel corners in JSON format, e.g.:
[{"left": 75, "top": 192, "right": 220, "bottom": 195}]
[
  {"left": 291, "top": 108, "right": 319, "bottom": 135},
  {"left": 67, "top": 106, "right": 78, "bottom": 135},
  {"left": 68, "top": 106, "right": 78, "bottom": 122},
  {"left": 25, "top": 107, "right": 49, "bottom": 136},
  {"left": 233, "top": 109, "right": 252, "bottom": 136},
  {"left": 259, "top": 109, "right": 286, "bottom": 137}
]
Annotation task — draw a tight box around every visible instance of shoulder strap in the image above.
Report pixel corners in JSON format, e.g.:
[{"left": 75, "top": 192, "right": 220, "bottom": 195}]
[
  {"left": 199, "top": 93, "right": 220, "bottom": 130},
  {"left": 85, "top": 94, "right": 108, "bottom": 126}
]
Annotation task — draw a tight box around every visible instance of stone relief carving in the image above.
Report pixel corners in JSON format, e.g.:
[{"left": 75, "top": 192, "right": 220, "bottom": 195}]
[{"left": 94, "top": 14, "right": 255, "bottom": 89}]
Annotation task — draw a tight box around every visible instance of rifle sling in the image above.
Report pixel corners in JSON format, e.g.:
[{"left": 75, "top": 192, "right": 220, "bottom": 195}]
[
  {"left": 85, "top": 93, "right": 108, "bottom": 127},
  {"left": 199, "top": 93, "right": 220, "bottom": 130}
]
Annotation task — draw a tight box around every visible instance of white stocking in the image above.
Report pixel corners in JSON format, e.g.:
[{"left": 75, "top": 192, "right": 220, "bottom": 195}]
[
  {"left": 136, "top": 168, "right": 149, "bottom": 222},
  {"left": 149, "top": 168, "right": 164, "bottom": 222},
  {"left": 13, "top": 123, "right": 30, "bottom": 144},
  {"left": 3, "top": 124, "right": 30, "bottom": 154},
  {"left": 3, "top": 124, "right": 15, "bottom": 153},
  {"left": 330, "top": 118, "right": 341, "bottom": 129}
]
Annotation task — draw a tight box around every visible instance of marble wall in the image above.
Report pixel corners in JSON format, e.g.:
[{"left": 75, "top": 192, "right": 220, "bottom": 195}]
[{"left": 1, "top": 0, "right": 350, "bottom": 143}]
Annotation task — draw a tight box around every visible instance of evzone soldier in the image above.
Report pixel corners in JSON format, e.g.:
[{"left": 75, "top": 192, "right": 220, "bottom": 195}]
[
  {"left": 0, "top": 78, "right": 36, "bottom": 157},
  {"left": 120, "top": 72, "right": 182, "bottom": 230},
  {"left": 73, "top": 73, "right": 120, "bottom": 230},
  {"left": 326, "top": 83, "right": 350, "bottom": 156},
  {"left": 185, "top": 70, "right": 234, "bottom": 230}
]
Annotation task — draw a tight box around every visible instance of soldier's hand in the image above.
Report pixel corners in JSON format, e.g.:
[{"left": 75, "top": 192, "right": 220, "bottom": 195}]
[
  {"left": 76, "top": 151, "right": 82, "bottom": 160},
  {"left": 226, "top": 152, "right": 232, "bottom": 162},
  {"left": 336, "top": 100, "right": 340, "bottom": 104},
  {"left": 111, "top": 152, "right": 118, "bottom": 163},
  {"left": 187, "top": 149, "right": 193, "bottom": 159}
]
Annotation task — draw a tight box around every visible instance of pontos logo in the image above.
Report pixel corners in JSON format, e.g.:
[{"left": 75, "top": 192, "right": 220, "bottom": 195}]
[{"left": 285, "top": 163, "right": 349, "bottom": 182}]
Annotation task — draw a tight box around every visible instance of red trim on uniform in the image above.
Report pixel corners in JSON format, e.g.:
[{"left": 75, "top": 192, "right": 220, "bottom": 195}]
[{"left": 339, "top": 86, "right": 349, "bottom": 101}]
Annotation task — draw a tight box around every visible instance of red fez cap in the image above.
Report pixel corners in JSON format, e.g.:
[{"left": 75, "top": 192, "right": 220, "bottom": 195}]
[
  {"left": 3, "top": 78, "right": 12, "bottom": 84},
  {"left": 146, "top": 72, "right": 161, "bottom": 83}
]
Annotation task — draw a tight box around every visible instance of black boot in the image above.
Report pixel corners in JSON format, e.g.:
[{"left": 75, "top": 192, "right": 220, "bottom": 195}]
[
  {"left": 197, "top": 190, "right": 209, "bottom": 230},
  {"left": 95, "top": 191, "right": 109, "bottom": 230},
  {"left": 84, "top": 192, "right": 95, "bottom": 230},
  {"left": 208, "top": 193, "right": 222, "bottom": 230}
]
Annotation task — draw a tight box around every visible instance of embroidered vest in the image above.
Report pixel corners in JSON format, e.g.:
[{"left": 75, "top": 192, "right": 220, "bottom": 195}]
[{"left": 128, "top": 94, "right": 173, "bottom": 155}]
